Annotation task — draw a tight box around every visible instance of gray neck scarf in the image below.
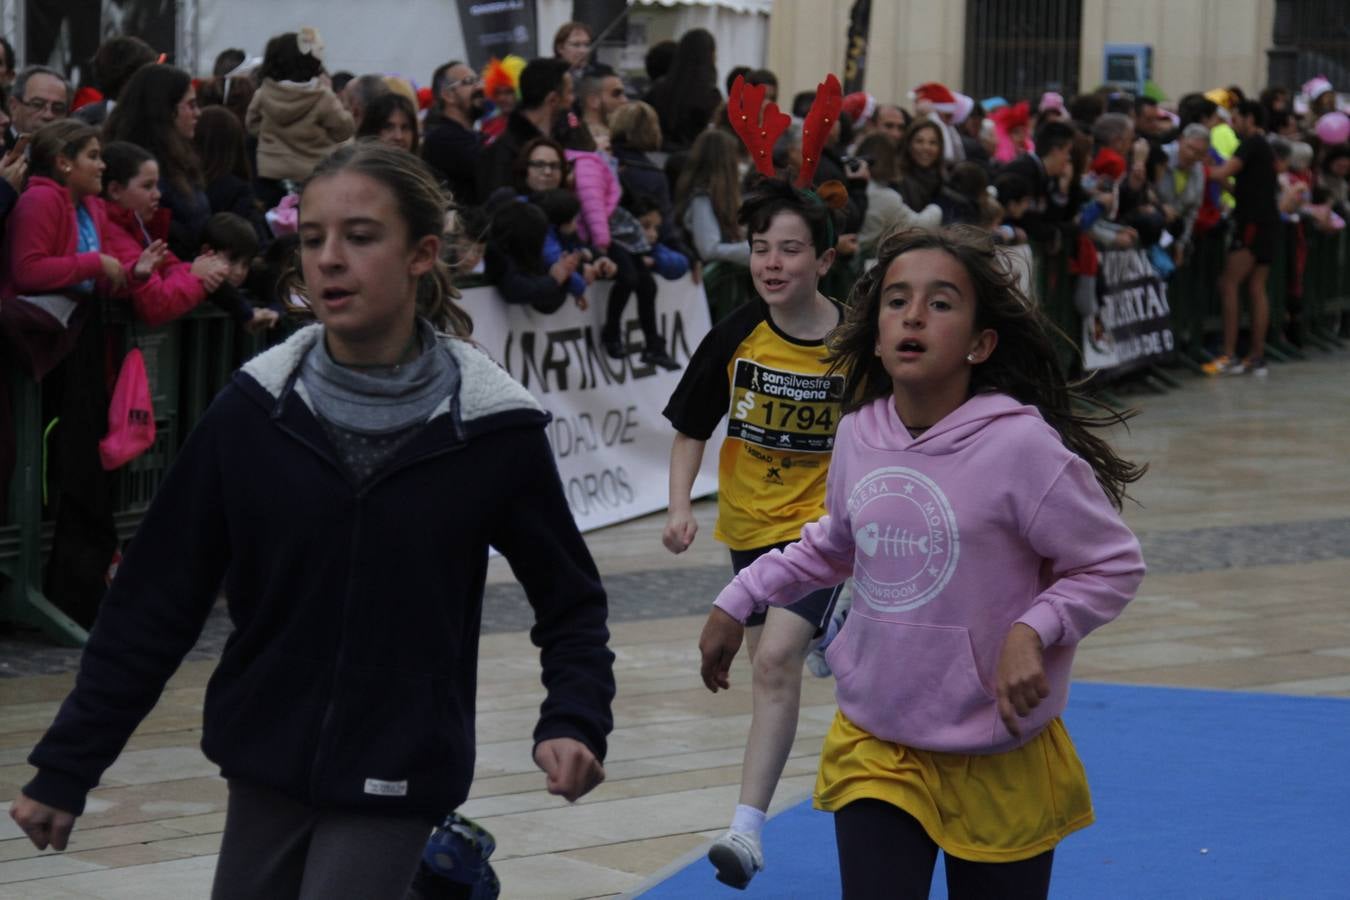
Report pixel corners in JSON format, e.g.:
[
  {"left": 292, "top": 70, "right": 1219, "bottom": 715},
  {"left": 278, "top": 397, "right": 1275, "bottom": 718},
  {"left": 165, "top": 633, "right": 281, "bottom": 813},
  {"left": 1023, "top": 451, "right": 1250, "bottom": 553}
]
[{"left": 300, "top": 319, "right": 460, "bottom": 435}]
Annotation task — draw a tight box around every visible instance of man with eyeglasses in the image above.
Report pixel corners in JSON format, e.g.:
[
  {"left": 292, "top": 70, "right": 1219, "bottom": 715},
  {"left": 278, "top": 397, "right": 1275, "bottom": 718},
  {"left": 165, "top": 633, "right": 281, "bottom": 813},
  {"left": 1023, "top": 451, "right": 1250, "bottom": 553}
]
[
  {"left": 5, "top": 66, "right": 72, "bottom": 151},
  {"left": 578, "top": 64, "right": 627, "bottom": 151},
  {"left": 423, "top": 60, "right": 487, "bottom": 207}
]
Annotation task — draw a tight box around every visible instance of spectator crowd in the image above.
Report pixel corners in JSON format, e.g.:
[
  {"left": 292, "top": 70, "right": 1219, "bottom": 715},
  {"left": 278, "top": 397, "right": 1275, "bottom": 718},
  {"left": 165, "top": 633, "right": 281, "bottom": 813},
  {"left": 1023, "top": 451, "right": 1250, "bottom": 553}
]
[
  {"left": 3, "top": 16, "right": 1350, "bottom": 900},
  {"left": 1, "top": 16, "right": 1348, "bottom": 637}
]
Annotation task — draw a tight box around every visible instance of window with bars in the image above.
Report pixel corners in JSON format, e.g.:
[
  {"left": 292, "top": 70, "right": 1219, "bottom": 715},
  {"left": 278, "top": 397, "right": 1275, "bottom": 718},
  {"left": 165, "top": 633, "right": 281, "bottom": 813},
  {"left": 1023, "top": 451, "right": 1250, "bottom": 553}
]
[
  {"left": 1285, "top": 0, "right": 1350, "bottom": 88},
  {"left": 963, "top": 0, "right": 1082, "bottom": 100}
]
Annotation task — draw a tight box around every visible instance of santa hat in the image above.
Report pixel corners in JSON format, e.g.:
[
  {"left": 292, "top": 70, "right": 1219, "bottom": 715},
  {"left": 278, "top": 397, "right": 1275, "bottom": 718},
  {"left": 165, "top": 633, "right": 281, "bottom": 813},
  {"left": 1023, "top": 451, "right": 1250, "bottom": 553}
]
[
  {"left": 953, "top": 92, "right": 975, "bottom": 125},
  {"left": 911, "top": 82, "right": 958, "bottom": 113},
  {"left": 1090, "top": 148, "right": 1127, "bottom": 180},
  {"left": 991, "top": 101, "right": 1031, "bottom": 133},
  {"left": 841, "top": 91, "right": 876, "bottom": 125},
  {"left": 1304, "top": 76, "right": 1334, "bottom": 100},
  {"left": 71, "top": 86, "right": 103, "bottom": 112}
]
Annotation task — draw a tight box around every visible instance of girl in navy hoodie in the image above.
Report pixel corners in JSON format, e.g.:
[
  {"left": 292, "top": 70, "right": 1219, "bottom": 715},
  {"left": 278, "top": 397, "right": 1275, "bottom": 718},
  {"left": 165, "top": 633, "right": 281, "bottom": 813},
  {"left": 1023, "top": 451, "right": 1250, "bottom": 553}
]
[
  {"left": 10, "top": 143, "right": 615, "bottom": 898},
  {"left": 700, "top": 226, "right": 1146, "bottom": 899}
]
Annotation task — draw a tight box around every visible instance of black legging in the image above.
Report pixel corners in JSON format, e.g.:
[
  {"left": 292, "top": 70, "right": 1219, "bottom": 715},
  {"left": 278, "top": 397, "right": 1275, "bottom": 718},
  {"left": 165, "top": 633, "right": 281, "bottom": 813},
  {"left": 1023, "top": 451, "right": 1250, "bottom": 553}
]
[
  {"left": 602, "top": 244, "right": 659, "bottom": 350},
  {"left": 833, "top": 798, "right": 1054, "bottom": 900}
]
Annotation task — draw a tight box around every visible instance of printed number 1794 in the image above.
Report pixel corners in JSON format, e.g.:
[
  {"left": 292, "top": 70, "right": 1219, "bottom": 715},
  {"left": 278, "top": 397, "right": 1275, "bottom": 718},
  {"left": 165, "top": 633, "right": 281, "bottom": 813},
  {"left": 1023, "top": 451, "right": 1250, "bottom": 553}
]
[{"left": 762, "top": 400, "right": 833, "bottom": 432}]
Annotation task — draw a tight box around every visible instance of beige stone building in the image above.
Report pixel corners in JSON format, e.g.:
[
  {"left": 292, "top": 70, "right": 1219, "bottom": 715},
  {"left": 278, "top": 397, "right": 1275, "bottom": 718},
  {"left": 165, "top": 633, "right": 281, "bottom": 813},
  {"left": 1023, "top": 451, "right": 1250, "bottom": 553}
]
[{"left": 765, "top": 0, "right": 1321, "bottom": 108}]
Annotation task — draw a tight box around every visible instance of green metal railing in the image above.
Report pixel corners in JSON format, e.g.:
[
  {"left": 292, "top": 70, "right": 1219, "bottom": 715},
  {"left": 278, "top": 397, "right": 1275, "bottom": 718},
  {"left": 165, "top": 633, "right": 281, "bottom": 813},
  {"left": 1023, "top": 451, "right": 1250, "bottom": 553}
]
[{"left": 1, "top": 303, "right": 271, "bottom": 646}]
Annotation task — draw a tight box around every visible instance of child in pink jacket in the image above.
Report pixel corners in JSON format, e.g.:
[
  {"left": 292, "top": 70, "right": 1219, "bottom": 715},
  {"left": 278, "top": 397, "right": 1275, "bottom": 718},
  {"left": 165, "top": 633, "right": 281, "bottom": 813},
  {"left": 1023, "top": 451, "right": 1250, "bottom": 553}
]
[
  {"left": 699, "top": 226, "right": 1146, "bottom": 898},
  {"left": 566, "top": 144, "right": 677, "bottom": 368},
  {"left": 2, "top": 123, "right": 125, "bottom": 315},
  {"left": 100, "top": 141, "right": 233, "bottom": 326}
]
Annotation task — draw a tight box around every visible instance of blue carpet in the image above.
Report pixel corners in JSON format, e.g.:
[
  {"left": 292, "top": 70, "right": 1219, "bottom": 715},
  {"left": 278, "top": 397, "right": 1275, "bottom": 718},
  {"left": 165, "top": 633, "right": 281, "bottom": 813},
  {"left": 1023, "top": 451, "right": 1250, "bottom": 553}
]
[{"left": 637, "top": 682, "right": 1350, "bottom": 899}]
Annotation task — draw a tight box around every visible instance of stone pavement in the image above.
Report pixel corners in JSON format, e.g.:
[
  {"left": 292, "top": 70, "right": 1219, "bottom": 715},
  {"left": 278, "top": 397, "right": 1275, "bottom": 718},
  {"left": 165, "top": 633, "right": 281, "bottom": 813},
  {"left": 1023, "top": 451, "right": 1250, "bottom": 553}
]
[{"left": 3, "top": 352, "right": 1350, "bottom": 897}]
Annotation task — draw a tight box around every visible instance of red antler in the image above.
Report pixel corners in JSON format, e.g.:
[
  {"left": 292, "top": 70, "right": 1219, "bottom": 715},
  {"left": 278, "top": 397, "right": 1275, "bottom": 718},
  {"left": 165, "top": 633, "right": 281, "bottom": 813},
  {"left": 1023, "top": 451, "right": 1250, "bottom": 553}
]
[
  {"left": 796, "top": 73, "right": 843, "bottom": 188},
  {"left": 727, "top": 75, "right": 790, "bottom": 178}
]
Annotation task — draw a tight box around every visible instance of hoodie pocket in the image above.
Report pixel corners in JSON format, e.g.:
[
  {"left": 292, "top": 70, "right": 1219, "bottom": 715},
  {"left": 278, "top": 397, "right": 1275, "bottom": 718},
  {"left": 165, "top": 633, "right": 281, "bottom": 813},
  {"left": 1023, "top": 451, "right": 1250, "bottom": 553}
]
[{"left": 828, "top": 612, "right": 1000, "bottom": 752}]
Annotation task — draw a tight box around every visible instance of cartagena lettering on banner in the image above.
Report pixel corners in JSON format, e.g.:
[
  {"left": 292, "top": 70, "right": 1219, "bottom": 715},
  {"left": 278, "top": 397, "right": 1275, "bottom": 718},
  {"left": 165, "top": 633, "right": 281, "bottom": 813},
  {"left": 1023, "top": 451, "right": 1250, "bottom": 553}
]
[{"left": 459, "top": 277, "right": 720, "bottom": 532}]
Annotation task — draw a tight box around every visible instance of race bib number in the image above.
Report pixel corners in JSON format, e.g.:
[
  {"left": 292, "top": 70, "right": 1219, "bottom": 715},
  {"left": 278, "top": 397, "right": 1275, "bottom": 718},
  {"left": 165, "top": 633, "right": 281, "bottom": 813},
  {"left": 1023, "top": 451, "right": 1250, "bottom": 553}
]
[{"left": 727, "top": 359, "right": 844, "bottom": 453}]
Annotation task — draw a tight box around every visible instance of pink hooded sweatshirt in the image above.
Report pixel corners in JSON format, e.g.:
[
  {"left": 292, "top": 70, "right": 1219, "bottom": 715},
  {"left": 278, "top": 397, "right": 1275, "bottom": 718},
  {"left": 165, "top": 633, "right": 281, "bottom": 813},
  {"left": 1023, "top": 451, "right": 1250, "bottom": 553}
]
[{"left": 714, "top": 392, "right": 1144, "bottom": 755}]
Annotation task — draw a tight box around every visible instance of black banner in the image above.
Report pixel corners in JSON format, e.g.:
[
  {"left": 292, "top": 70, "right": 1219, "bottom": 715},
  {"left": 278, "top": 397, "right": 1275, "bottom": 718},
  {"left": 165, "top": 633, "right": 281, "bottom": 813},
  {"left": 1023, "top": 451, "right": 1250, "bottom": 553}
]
[
  {"left": 1081, "top": 249, "right": 1176, "bottom": 378},
  {"left": 456, "top": 0, "right": 538, "bottom": 71},
  {"left": 843, "top": 0, "right": 872, "bottom": 94}
]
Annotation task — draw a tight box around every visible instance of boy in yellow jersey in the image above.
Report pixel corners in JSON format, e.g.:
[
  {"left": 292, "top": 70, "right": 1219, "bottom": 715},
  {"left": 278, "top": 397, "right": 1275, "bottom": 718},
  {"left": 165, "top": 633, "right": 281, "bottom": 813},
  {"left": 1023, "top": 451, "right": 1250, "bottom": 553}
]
[{"left": 662, "top": 178, "right": 846, "bottom": 889}]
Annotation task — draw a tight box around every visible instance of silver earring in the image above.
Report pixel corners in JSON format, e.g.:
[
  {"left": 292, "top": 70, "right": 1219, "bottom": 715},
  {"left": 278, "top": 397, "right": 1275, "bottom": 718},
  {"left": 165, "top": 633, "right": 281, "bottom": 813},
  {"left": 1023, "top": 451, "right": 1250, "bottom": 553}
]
[{"left": 966, "top": 353, "right": 976, "bottom": 363}]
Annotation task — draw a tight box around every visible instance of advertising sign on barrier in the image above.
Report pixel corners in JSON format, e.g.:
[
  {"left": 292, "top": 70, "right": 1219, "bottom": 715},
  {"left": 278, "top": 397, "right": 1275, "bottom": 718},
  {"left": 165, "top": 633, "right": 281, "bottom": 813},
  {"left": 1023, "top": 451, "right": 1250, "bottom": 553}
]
[
  {"left": 460, "top": 277, "right": 721, "bottom": 533},
  {"left": 1081, "top": 248, "right": 1175, "bottom": 376}
]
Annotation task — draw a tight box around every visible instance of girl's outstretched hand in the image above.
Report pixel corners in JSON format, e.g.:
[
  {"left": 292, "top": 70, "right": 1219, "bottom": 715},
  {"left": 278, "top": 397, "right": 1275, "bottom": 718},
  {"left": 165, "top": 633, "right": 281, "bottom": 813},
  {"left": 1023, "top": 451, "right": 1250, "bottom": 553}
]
[
  {"left": 698, "top": 607, "right": 744, "bottom": 692},
  {"left": 995, "top": 623, "right": 1050, "bottom": 737}
]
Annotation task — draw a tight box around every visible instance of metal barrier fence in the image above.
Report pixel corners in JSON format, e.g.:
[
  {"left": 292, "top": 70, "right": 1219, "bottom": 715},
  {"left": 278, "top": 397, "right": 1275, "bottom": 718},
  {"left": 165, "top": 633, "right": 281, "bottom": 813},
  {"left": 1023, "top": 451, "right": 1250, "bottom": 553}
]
[
  {"left": 1, "top": 305, "right": 271, "bottom": 646},
  {"left": 4, "top": 226, "right": 1348, "bottom": 645}
]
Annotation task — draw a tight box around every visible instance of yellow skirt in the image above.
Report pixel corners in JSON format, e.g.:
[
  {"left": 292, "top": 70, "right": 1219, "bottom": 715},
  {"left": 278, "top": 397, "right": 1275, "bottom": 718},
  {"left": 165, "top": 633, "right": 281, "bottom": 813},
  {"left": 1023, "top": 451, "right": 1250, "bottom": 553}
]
[{"left": 814, "top": 710, "right": 1094, "bottom": 863}]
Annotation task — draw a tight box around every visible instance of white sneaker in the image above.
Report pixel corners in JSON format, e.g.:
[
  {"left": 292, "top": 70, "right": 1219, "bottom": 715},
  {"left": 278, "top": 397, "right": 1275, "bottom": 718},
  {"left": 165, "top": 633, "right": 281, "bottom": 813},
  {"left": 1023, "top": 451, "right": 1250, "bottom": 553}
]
[{"left": 708, "top": 829, "right": 764, "bottom": 889}]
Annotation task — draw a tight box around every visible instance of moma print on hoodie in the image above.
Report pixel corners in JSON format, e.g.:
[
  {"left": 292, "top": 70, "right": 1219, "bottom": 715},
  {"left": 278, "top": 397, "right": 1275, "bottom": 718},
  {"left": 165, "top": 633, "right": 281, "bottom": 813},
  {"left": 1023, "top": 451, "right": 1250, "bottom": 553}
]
[{"left": 714, "top": 392, "right": 1144, "bottom": 755}]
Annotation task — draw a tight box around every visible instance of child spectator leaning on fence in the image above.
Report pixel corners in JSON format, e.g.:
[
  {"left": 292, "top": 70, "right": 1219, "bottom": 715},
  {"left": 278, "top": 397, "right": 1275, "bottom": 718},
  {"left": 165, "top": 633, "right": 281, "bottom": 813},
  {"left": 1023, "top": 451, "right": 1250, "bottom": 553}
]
[
  {"left": 534, "top": 186, "right": 598, "bottom": 309},
  {"left": 199, "top": 212, "right": 281, "bottom": 331},
  {"left": 627, "top": 193, "right": 690, "bottom": 281},
  {"left": 100, "top": 141, "right": 272, "bottom": 332},
  {"left": 1, "top": 121, "right": 126, "bottom": 628},
  {"left": 698, "top": 226, "right": 1146, "bottom": 900},
  {"left": 484, "top": 199, "right": 577, "bottom": 314}
]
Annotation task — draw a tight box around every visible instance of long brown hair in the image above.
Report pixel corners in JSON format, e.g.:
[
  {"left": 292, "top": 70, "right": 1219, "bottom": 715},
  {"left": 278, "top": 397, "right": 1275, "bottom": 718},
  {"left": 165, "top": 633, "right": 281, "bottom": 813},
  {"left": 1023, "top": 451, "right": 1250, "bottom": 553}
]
[
  {"left": 675, "top": 129, "right": 742, "bottom": 241},
  {"left": 281, "top": 142, "right": 472, "bottom": 337},
  {"left": 195, "top": 105, "right": 252, "bottom": 183},
  {"left": 827, "top": 226, "right": 1146, "bottom": 508},
  {"left": 104, "top": 65, "right": 203, "bottom": 194}
]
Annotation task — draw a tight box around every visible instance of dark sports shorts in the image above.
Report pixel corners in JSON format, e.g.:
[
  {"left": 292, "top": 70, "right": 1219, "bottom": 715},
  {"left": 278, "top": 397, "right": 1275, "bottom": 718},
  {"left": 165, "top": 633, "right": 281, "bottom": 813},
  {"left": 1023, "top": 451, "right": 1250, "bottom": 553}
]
[
  {"left": 730, "top": 541, "right": 843, "bottom": 637},
  {"left": 1230, "top": 220, "right": 1277, "bottom": 265}
]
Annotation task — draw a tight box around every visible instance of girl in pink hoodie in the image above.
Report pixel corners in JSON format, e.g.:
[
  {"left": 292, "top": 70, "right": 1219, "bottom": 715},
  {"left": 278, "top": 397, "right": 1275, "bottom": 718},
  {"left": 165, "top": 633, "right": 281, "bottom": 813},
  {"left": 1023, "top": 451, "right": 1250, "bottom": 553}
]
[{"left": 700, "top": 226, "right": 1146, "bottom": 898}]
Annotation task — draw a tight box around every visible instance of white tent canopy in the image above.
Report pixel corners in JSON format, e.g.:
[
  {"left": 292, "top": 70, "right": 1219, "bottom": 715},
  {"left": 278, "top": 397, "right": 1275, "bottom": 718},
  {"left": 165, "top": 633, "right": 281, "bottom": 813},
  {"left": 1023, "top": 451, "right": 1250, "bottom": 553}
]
[{"left": 0, "top": 0, "right": 767, "bottom": 91}]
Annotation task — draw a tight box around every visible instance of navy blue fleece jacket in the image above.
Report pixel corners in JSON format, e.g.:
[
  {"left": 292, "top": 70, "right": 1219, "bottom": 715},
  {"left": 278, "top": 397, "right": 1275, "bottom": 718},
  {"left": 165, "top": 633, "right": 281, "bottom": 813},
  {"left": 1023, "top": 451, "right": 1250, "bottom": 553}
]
[{"left": 24, "top": 325, "right": 615, "bottom": 817}]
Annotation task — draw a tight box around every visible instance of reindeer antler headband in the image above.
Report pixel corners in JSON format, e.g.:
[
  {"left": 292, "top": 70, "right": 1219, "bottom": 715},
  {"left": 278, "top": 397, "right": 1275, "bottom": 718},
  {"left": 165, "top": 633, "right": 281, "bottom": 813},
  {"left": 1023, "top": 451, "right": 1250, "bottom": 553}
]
[
  {"left": 728, "top": 72, "right": 843, "bottom": 188},
  {"left": 727, "top": 73, "right": 848, "bottom": 247}
]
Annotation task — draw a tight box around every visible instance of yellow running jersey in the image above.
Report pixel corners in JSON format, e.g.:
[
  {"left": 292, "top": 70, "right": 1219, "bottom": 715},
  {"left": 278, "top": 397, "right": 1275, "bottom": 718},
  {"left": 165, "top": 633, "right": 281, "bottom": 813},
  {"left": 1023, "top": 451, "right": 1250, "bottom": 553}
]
[{"left": 663, "top": 299, "right": 845, "bottom": 550}]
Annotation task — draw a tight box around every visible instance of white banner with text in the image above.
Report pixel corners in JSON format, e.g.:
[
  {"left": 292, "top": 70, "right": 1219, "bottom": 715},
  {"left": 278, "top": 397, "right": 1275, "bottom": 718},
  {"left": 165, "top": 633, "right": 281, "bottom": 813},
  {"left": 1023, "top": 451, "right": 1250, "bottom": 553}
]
[{"left": 460, "top": 277, "right": 721, "bottom": 533}]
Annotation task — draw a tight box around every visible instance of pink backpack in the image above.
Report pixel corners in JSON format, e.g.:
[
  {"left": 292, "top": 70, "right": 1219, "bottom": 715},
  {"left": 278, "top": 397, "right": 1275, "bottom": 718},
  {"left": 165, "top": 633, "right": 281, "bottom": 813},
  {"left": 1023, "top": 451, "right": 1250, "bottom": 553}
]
[{"left": 99, "top": 347, "right": 156, "bottom": 470}]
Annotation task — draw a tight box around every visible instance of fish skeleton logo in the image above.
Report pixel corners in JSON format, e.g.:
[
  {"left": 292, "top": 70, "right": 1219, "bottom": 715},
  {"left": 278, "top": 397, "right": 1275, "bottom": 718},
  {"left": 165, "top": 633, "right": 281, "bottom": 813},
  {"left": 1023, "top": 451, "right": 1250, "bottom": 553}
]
[{"left": 847, "top": 467, "right": 959, "bottom": 612}]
